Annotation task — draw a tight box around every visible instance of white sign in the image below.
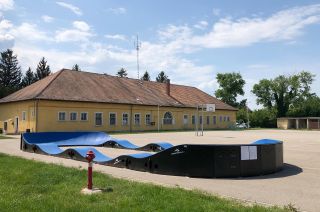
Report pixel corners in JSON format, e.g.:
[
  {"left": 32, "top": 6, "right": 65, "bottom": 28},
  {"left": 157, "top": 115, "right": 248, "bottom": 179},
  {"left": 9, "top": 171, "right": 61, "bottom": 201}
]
[
  {"left": 241, "top": 146, "right": 257, "bottom": 160},
  {"left": 206, "top": 104, "right": 215, "bottom": 112}
]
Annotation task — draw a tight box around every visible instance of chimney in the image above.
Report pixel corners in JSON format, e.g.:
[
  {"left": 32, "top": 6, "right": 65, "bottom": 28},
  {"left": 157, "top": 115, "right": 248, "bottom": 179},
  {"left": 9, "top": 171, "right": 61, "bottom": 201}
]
[{"left": 166, "top": 79, "right": 170, "bottom": 96}]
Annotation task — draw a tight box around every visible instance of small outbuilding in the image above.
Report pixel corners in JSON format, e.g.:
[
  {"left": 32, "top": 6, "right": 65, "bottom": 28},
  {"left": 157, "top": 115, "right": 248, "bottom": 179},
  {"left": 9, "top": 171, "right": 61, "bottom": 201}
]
[{"left": 277, "top": 117, "right": 320, "bottom": 130}]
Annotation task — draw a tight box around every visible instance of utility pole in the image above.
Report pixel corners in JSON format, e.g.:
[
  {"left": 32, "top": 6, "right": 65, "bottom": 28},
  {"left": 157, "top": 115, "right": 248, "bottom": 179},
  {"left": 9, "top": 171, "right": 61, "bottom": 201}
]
[
  {"left": 246, "top": 102, "right": 250, "bottom": 128},
  {"left": 134, "top": 35, "right": 141, "bottom": 79}
]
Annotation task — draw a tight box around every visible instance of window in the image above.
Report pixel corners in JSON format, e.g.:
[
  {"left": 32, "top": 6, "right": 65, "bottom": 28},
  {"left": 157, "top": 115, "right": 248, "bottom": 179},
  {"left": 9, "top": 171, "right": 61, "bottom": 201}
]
[
  {"left": 145, "top": 114, "right": 151, "bottom": 125},
  {"left": 219, "top": 116, "right": 222, "bottom": 123},
  {"left": 122, "top": 113, "right": 129, "bottom": 125},
  {"left": 192, "top": 115, "right": 195, "bottom": 125},
  {"left": 224, "top": 116, "right": 227, "bottom": 122},
  {"left": 213, "top": 116, "right": 216, "bottom": 125},
  {"left": 183, "top": 115, "right": 188, "bottom": 125},
  {"left": 70, "top": 112, "right": 77, "bottom": 121},
  {"left": 58, "top": 112, "right": 66, "bottom": 121},
  {"left": 95, "top": 112, "right": 103, "bottom": 126},
  {"left": 134, "top": 114, "right": 140, "bottom": 125},
  {"left": 109, "top": 113, "right": 116, "bottom": 125},
  {"left": 80, "top": 112, "right": 88, "bottom": 121},
  {"left": 163, "top": 112, "right": 173, "bottom": 125},
  {"left": 199, "top": 116, "right": 202, "bottom": 124},
  {"left": 22, "top": 111, "right": 26, "bottom": 121},
  {"left": 206, "top": 116, "right": 210, "bottom": 125},
  {"left": 227, "top": 116, "right": 230, "bottom": 122}
]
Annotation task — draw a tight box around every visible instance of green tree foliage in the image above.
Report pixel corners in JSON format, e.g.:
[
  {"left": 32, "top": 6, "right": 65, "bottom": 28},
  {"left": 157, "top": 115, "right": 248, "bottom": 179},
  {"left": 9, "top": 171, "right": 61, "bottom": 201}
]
[
  {"left": 72, "top": 64, "right": 80, "bottom": 71},
  {"left": 117, "top": 68, "right": 127, "bottom": 77},
  {"left": 249, "top": 108, "right": 277, "bottom": 128},
  {"left": 215, "top": 72, "right": 245, "bottom": 107},
  {"left": 0, "top": 49, "right": 22, "bottom": 98},
  {"left": 236, "top": 108, "right": 248, "bottom": 124},
  {"left": 156, "top": 71, "right": 168, "bottom": 83},
  {"left": 252, "top": 71, "right": 315, "bottom": 117},
  {"left": 21, "top": 67, "right": 36, "bottom": 87},
  {"left": 287, "top": 96, "right": 320, "bottom": 117},
  {"left": 141, "top": 71, "right": 150, "bottom": 81},
  {"left": 36, "top": 57, "right": 51, "bottom": 80}
]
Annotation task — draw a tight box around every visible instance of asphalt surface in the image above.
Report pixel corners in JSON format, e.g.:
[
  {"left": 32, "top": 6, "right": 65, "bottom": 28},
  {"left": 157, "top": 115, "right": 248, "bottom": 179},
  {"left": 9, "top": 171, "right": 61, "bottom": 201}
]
[{"left": 1, "top": 129, "right": 319, "bottom": 212}]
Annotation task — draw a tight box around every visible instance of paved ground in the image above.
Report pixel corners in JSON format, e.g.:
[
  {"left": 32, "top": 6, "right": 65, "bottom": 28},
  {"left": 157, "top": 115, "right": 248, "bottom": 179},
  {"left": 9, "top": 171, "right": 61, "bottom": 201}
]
[{"left": 1, "top": 129, "right": 319, "bottom": 212}]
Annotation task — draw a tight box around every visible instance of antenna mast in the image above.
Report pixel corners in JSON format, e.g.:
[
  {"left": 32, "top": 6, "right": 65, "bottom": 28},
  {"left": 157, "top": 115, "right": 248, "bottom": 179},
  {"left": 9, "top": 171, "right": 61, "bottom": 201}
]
[{"left": 134, "top": 35, "right": 141, "bottom": 79}]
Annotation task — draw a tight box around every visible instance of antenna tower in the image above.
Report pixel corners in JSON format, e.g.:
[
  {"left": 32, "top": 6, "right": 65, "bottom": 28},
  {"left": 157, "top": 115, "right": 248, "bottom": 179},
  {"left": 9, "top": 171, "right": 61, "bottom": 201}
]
[{"left": 134, "top": 35, "right": 141, "bottom": 79}]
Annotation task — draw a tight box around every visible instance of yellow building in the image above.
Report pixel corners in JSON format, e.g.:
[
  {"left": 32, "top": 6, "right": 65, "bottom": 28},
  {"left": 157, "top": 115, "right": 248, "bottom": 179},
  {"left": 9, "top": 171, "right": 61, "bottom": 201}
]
[{"left": 0, "top": 69, "right": 237, "bottom": 134}]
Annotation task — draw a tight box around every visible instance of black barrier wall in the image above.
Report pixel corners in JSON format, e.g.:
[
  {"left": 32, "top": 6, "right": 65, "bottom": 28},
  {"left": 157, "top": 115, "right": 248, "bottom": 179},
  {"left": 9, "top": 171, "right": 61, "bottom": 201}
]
[{"left": 21, "top": 135, "right": 283, "bottom": 178}]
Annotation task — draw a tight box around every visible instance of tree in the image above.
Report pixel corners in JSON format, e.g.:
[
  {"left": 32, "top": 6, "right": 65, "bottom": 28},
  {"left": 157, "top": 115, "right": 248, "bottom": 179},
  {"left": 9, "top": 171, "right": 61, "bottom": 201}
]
[
  {"left": 156, "top": 71, "right": 168, "bottom": 83},
  {"left": 249, "top": 108, "right": 277, "bottom": 128},
  {"left": 72, "top": 64, "right": 80, "bottom": 71},
  {"left": 141, "top": 71, "right": 150, "bottom": 81},
  {"left": 287, "top": 96, "right": 320, "bottom": 117},
  {"left": 36, "top": 57, "right": 51, "bottom": 80},
  {"left": 252, "top": 71, "right": 315, "bottom": 117},
  {"left": 117, "top": 68, "right": 127, "bottom": 77},
  {"left": 214, "top": 72, "right": 245, "bottom": 107},
  {"left": 21, "top": 67, "right": 36, "bottom": 87},
  {"left": 0, "top": 49, "right": 22, "bottom": 98}
]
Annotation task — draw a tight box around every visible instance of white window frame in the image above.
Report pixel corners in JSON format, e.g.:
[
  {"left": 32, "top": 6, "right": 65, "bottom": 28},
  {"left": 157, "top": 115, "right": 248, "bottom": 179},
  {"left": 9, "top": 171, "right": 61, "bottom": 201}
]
[
  {"left": 22, "top": 111, "right": 26, "bottom": 121},
  {"left": 95, "top": 112, "right": 103, "bottom": 126},
  {"left": 109, "top": 112, "right": 117, "bottom": 126},
  {"left": 69, "top": 112, "right": 78, "bottom": 121},
  {"left": 134, "top": 113, "right": 141, "bottom": 126},
  {"left": 80, "top": 112, "right": 88, "bottom": 121},
  {"left": 145, "top": 113, "right": 151, "bottom": 126},
  {"left": 58, "top": 111, "right": 66, "bottom": 121},
  {"left": 122, "top": 113, "right": 129, "bottom": 126},
  {"left": 183, "top": 114, "right": 188, "bottom": 125}
]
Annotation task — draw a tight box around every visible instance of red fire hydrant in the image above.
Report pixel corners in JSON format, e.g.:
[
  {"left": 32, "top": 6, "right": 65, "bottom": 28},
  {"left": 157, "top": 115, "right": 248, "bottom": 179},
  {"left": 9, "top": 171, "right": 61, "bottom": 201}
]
[{"left": 86, "top": 150, "right": 95, "bottom": 190}]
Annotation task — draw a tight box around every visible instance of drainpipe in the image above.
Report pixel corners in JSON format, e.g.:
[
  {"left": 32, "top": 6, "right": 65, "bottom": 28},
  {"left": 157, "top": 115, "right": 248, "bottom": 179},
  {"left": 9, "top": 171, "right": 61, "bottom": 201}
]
[
  {"left": 158, "top": 105, "right": 160, "bottom": 132},
  {"left": 130, "top": 105, "right": 133, "bottom": 133},
  {"left": 35, "top": 100, "right": 39, "bottom": 132}
]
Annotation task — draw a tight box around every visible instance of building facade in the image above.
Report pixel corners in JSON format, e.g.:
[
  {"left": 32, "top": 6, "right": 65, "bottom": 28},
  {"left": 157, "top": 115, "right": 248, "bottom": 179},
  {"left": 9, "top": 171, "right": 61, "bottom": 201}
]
[
  {"left": 277, "top": 117, "right": 320, "bottom": 130},
  {"left": 0, "top": 69, "right": 237, "bottom": 134}
]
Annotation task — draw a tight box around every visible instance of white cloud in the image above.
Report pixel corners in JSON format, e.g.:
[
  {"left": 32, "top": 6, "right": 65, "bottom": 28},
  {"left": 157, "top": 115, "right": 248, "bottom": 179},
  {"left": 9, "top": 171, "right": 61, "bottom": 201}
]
[
  {"left": 55, "top": 29, "right": 92, "bottom": 42},
  {"left": 12, "top": 22, "right": 51, "bottom": 41},
  {"left": 0, "top": 0, "right": 14, "bottom": 11},
  {"left": 192, "top": 4, "right": 320, "bottom": 48},
  {"left": 194, "top": 20, "right": 208, "bottom": 30},
  {"left": 56, "top": 1, "right": 82, "bottom": 16},
  {"left": 105, "top": 34, "right": 127, "bottom": 41},
  {"left": 108, "top": 7, "right": 126, "bottom": 14},
  {"left": 73, "top": 21, "right": 90, "bottom": 31},
  {"left": 55, "top": 21, "right": 93, "bottom": 42},
  {"left": 0, "top": 19, "right": 13, "bottom": 41},
  {"left": 41, "top": 15, "right": 54, "bottom": 23}
]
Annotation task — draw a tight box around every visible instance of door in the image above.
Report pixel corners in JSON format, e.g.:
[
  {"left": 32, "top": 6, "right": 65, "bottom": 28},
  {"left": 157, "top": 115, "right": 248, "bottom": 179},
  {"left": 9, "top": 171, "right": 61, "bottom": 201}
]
[{"left": 15, "top": 117, "right": 19, "bottom": 134}]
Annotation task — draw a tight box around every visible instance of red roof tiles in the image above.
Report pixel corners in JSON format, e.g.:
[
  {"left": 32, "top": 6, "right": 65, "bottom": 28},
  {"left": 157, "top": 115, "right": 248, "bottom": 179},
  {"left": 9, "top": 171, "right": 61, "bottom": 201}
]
[{"left": 0, "top": 69, "right": 237, "bottom": 110}]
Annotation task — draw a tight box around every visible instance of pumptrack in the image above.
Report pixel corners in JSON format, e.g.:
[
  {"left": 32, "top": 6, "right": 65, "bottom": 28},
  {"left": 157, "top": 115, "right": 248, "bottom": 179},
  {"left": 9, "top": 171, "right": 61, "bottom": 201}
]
[{"left": 21, "top": 132, "right": 284, "bottom": 178}]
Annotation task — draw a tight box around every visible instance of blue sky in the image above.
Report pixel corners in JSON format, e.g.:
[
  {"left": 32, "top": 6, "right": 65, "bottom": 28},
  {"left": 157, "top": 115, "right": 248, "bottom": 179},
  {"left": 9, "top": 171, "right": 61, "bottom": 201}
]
[{"left": 1, "top": 0, "right": 320, "bottom": 109}]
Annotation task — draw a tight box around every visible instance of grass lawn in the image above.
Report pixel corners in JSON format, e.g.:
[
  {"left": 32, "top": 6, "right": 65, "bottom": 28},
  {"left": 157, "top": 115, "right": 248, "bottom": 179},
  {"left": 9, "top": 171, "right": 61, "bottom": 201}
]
[{"left": 0, "top": 154, "right": 290, "bottom": 212}]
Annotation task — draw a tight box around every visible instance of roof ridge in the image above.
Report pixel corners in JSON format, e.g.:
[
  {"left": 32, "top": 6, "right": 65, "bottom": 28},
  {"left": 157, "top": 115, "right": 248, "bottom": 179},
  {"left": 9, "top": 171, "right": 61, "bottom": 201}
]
[
  {"left": 34, "top": 69, "right": 65, "bottom": 99},
  {"left": 62, "top": 69, "right": 196, "bottom": 89}
]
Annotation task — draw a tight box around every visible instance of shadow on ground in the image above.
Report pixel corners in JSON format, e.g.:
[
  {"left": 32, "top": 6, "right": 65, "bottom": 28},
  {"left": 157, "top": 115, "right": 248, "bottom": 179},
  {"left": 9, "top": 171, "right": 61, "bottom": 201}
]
[{"left": 233, "top": 163, "right": 303, "bottom": 180}]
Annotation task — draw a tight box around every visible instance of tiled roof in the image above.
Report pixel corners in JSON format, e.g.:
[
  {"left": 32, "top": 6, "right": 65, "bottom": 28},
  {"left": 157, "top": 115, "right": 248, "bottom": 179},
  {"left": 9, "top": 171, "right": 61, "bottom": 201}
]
[{"left": 0, "top": 69, "right": 237, "bottom": 110}]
